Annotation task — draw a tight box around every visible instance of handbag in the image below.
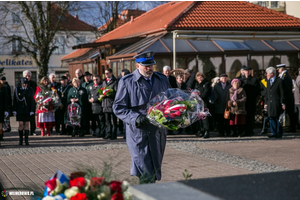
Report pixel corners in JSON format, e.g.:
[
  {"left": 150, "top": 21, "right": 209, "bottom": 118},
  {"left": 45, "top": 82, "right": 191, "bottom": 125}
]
[{"left": 224, "top": 103, "right": 231, "bottom": 119}]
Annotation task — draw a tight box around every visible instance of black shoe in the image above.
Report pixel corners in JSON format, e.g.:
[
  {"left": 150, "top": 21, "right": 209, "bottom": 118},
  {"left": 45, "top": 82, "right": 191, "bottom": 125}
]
[
  {"left": 268, "top": 135, "right": 276, "bottom": 138},
  {"left": 203, "top": 131, "right": 210, "bottom": 139},
  {"left": 275, "top": 135, "right": 282, "bottom": 138},
  {"left": 196, "top": 131, "right": 202, "bottom": 137},
  {"left": 19, "top": 130, "right": 23, "bottom": 145}
]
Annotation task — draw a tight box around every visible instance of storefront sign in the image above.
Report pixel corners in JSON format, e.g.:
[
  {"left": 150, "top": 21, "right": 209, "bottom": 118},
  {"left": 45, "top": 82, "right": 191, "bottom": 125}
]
[{"left": 0, "top": 59, "right": 33, "bottom": 66}]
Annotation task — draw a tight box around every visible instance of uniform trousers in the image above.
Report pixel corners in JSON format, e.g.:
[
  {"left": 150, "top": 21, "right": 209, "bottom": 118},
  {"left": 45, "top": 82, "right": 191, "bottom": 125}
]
[
  {"left": 30, "top": 113, "right": 36, "bottom": 134},
  {"left": 92, "top": 114, "right": 106, "bottom": 136},
  {"left": 215, "top": 114, "right": 230, "bottom": 136}
]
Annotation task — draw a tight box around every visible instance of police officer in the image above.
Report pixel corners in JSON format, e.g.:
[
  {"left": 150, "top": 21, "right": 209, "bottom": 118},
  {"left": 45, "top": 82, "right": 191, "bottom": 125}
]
[
  {"left": 82, "top": 71, "right": 94, "bottom": 135},
  {"left": 89, "top": 75, "right": 105, "bottom": 137},
  {"left": 113, "top": 51, "right": 171, "bottom": 183},
  {"left": 277, "top": 64, "right": 296, "bottom": 132},
  {"left": 67, "top": 78, "right": 89, "bottom": 137},
  {"left": 0, "top": 79, "right": 8, "bottom": 146},
  {"left": 102, "top": 68, "right": 118, "bottom": 140},
  {"left": 13, "top": 77, "right": 35, "bottom": 145},
  {"left": 57, "top": 76, "right": 71, "bottom": 135},
  {"left": 17, "top": 70, "right": 37, "bottom": 135}
]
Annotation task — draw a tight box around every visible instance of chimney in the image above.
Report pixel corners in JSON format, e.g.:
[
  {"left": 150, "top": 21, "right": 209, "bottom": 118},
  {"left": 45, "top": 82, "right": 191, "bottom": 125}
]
[
  {"left": 74, "top": 14, "right": 78, "bottom": 19},
  {"left": 130, "top": 16, "right": 134, "bottom": 23}
]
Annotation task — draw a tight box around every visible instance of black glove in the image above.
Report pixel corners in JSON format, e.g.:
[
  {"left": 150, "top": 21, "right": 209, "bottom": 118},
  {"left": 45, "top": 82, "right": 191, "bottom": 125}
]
[{"left": 136, "top": 115, "right": 149, "bottom": 127}]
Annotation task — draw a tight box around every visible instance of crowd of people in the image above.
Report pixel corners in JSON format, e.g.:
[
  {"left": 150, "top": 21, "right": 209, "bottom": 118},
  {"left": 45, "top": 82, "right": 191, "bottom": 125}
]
[{"left": 0, "top": 59, "right": 298, "bottom": 147}]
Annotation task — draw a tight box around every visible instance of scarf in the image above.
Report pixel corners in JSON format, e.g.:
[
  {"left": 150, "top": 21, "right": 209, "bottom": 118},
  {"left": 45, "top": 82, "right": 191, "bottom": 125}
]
[{"left": 231, "top": 88, "right": 239, "bottom": 102}]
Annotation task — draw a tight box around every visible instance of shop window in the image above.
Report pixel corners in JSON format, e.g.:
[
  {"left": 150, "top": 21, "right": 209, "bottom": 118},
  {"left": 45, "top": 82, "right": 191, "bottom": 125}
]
[
  {"left": 15, "top": 71, "right": 37, "bottom": 87},
  {"left": 124, "top": 60, "right": 131, "bottom": 73},
  {"left": 117, "top": 61, "right": 122, "bottom": 77}
]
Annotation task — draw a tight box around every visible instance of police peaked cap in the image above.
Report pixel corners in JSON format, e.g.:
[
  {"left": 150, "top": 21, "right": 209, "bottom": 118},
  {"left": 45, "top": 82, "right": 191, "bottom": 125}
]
[
  {"left": 134, "top": 51, "right": 156, "bottom": 66},
  {"left": 0, "top": 76, "right": 6, "bottom": 81},
  {"left": 276, "top": 64, "right": 286, "bottom": 68},
  {"left": 21, "top": 77, "right": 29, "bottom": 84}
]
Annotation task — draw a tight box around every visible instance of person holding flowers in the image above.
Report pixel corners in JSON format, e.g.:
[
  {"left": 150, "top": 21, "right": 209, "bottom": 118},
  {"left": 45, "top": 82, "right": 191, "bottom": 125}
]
[
  {"left": 113, "top": 51, "right": 171, "bottom": 183},
  {"left": 34, "top": 76, "right": 56, "bottom": 136},
  {"left": 67, "top": 78, "right": 89, "bottom": 137},
  {"left": 227, "top": 78, "right": 247, "bottom": 137}
]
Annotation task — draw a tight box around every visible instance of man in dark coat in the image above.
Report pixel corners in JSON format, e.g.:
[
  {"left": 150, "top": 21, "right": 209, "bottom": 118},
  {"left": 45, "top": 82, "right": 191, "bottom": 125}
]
[
  {"left": 264, "top": 67, "right": 285, "bottom": 138},
  {"left": 57, "top": 76, "right": 71, "bottom": 135},
  {"left": 186, "top": 71, "right": 196, "bottom": 90},
  {"left": 214, "top": 74, "right": 231, "bottom": 137},
  {"left": 0, "top": 76, "right": 12, "bottom": 133},
  {"left": 17, "top": 70, "right": 37, "bottom": 135},
  {"left": 113, "top": 51, "right": 171, "bottom": 183},
  {"left": 240, "top": 66, "right": 260, "bottom": 136},
  {"left": 163, "top": 66, "right": 177, "bottom": 88},
  {"left": 101, "top": 68, "right": 118, "bottom": 140},
  {"left": 277, "top": 64, "right": 296, "bottom": 132},
  {"left": 89, "top": 75, "right": 105, "bottom": 138},
  {"left": 82, "top": 71, "right": 94, "bottom": 135},
  {"left": 75, "top": 69, "right": 84, "bottom": 84}
]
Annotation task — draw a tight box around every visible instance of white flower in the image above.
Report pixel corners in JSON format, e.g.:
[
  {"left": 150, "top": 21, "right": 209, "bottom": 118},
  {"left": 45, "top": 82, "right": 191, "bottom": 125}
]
[
  {"left": 121, "top": 181, "right": 130, "bottom": 192},
  {"left": 101, "top": 185, "right": 111, "bottom": 196},
  {"left": 64, "top": 186, "right": 79, "bottom": 199},
  {"left": 50, "top": 179, "right": 64, "bottom": 196},
  {"left": 97, "top": 193, "right": 107, "bottom": 200},
  {"left": 84, "top": 179, "right": 90, "bottom": 192},
  {"left": 42, "top": 196, "right": 55, "bottom": 200},
  {"left": 123, "top": 190, "right": 133, "bottom": 200}
]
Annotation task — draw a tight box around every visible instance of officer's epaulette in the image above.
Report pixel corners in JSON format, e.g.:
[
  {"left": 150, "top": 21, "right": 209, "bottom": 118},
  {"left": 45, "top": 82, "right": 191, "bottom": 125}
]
[{"left": 122, "top": 73, "right": 133, "bottom": 80}]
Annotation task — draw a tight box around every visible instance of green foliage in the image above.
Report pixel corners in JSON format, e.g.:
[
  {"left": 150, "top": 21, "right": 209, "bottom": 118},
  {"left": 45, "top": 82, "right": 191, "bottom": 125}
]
[{"left": 182, "top": 169, "right": 193, "bottom": 180}]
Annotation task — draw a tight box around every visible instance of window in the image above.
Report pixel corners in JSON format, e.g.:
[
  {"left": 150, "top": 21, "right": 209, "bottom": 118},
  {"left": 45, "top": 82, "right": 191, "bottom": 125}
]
[
  {"left": 55, "top": 71, "right": 68, "bottom": 81},
  {"left": 124, "top": 60, "right": 131, "bottom": 72},
  {"left": 12, "top": 12, "right": 21, "bottom": 24},
  {"left": 15, "top": 71, "right": 37, "bottom": 87},
  {"left": 271, "top": 1, "right": 279, "bottom": 8},
  {"left": 131, "top": 60, "right": 136, "bottom": 72},
  {"left": 76, "top": 36, "right": 86, "bottom": 45},
  {"left": 117, "top": 61, "right": 122, "bottom": 77},
  {"left": 111, "top": 62, "right": 117, "bottom": 78},
  {"left": 12, "top": 39, "right": 22, "bottom": 53},
  {"left": 257, "top": 1, "right": 265, "bottom": 7},
  {"left": 83, "top": 63, "right": 97, "bottom": 75},
  {"left": 54, "top": 36, "right": 65, "bottom": 54}
]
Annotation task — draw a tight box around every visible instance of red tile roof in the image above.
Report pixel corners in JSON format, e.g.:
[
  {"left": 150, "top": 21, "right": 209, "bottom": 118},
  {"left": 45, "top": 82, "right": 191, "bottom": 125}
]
[
  {"left": 171, "top": 1, "right": 300, "bottom": 29},
  {"left": 61, "top": 48, "right": 92, "bottom": 60},
  {"left": 51, "top": 3, "right": 96, "bottom": 31},
  {"left": 62, "top": 1, "right": 300, "bottom": 60}
]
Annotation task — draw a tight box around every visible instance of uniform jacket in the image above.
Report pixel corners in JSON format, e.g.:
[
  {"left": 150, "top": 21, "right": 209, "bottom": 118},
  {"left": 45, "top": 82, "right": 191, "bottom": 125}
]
[
  {"left": 81, "top": 80, "right": 93, "bottom": 94},
  {"left": 194, "top": 78, "right": 211, "bottom": 107},
  {"left": 0, "top": 85, "right": 8, "bottom": 114},
  {"left": 240, "top": 75, "right": 260, "bottom": 112},
  {"left": 13, "top": 86, "right": 34, "bottom": 115},
  {"left": 265, "top": 77, "right": 285, "bottom": 117},
  {"left": 280, "top": 71, "right": 294, "bottom": 113},
  {"left": 57, "top": 84, "right": 71, "bottom": 111},
  {"left": 168, "top": 75, "right": 177, "bottom": 88},
  {"left": 101, "top": 75, "right": 118, "bottom": 113},
  {"left": 214, "top": 81, "right": 231, "bottom": 114},
  {"left": 67, "top": 86, "right": 89, "bottom": 126},
  {"left": 18, "top": 80, "right": 37, "bottom": 94},
  {"left": 113, "top": 69, "right": 171, "bottom": 181},
  {"left": 89, "top": 83, "right": 103, "bottom": 114}
]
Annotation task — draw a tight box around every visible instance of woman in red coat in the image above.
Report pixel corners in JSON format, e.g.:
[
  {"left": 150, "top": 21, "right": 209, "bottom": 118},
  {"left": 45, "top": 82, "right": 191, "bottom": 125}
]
[{"left": 34, "top": 76, "right": 55, "bottom": 136}]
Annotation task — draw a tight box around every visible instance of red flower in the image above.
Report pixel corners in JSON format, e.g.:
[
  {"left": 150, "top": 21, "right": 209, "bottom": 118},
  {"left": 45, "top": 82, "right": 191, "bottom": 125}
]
[
  {"left": 69, "top": 177, "right": 86, "bottom": 189},
  {"left": 111, "top": 193, "right": 124, "bottom": 200},
  {"left": 109, "top": 181, "right": 122, "bottom": 193},
  {"left": 100, "top": 88, "right": 105, "bottom": 91},
  {"left": 90, "top": 177, "right": 105, "bottom": 189},
  {"left": 70, "top": 171, "right": 86, "bottom": 180},
  {"left": 70, "top": 193, "right": 88, "bottom": 200},
  {"left": 45, "top": 178, "right": 57, "bottom": 192}
]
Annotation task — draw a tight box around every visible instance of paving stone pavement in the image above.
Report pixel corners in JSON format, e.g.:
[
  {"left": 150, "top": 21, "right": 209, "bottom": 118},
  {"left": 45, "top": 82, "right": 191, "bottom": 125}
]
[{"left": 0, "top": 117, "right": 300, "bottom": 200}]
